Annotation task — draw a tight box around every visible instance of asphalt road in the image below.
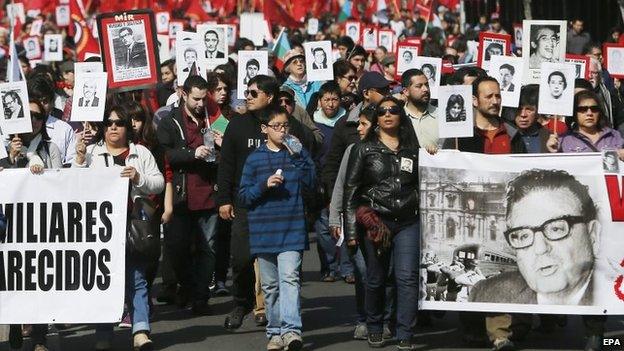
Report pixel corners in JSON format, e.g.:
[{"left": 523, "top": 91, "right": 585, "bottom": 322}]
[{"left": 3, "top": 237, "right": 624, "bottom": 351}]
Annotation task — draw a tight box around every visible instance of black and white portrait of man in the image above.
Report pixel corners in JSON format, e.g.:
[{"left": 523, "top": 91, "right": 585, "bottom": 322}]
[
  {"left": 2, "top": 90, "right": 24, "bottom": 120},
  {"left": 312, "top": 47, "right": 327, "bottom": 70},
  {"left": 115, "top": 26, "right": 147, "bottom": 69},
  {"left": 78, "top": 81, "right": 99, "bottom": 107},
  {"left": 470, "top": 169, "right": 600, "bottom": 306},
  {"left": 204, "top": 29, "right": 225, "bottom": 59},
  {"left": 602, "top": 150, "right": 619, "bottom": 174}
]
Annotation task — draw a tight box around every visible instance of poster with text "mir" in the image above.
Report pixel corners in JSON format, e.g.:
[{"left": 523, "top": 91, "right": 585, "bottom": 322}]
[{"left": 0, "top": 168, "right": 128, "bottom": 323}]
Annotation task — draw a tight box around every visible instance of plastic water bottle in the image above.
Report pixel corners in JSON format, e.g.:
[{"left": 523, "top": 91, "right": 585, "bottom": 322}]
[
  {"left": 203, "top": 130, "right": 216, "bottom": 162},
  {"left": 283, "top": 134, "right": 302, "bottom": 154}
]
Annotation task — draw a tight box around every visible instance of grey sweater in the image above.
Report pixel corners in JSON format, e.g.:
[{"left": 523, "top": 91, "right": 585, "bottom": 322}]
[{"left": 328, "top": 143, "right": 354, "bottom": 228}]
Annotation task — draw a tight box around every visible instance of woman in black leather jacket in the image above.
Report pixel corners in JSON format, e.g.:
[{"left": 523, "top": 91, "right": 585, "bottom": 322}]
[{"left": 342, "top": 96, "right": 420, "bottom": 349}]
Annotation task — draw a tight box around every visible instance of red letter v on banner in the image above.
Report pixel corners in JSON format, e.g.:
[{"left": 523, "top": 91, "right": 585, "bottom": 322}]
[{"left": 605, "top": 175, "right": 624, "bottom": 221}]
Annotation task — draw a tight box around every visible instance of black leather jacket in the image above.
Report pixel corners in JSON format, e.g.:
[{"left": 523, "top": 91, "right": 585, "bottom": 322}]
[{"left": 343, "top": 140, "right": 419, "bottom": 241}]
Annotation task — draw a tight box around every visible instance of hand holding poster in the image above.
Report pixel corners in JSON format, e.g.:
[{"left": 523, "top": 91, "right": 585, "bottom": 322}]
[
  {"left": 0, "top": 168, "right": 127, "bottom": 323},
  {"left": 419, "top": 150, "right": 624, "bottom": 315}
]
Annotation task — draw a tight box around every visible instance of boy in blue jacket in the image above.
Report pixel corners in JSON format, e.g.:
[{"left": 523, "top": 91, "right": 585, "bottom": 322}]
[{"left": 238, "top": 107, "right": 316, "bottom": 351}]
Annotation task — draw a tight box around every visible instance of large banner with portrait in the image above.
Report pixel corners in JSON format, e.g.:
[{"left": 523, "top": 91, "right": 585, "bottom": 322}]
[
  {"left": 0, "top": 168, "right": 128, "bottom": 323},
  {"left": 419, "top": 150, "right": 624, "bottom": 315}
]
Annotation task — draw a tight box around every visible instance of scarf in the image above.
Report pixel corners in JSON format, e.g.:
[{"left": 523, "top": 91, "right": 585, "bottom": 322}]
[{"left": 313, "top": 107, "right": 346, "bottom": 128}]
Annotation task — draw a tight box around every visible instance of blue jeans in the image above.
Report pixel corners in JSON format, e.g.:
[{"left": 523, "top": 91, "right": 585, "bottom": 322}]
[
  {"left": 96, "top": 259, "right": 150, "bottom": 338},
  {"left": 352, "top": 246, "right": 396, "bottom": 324},
  {"left": 315, "top": 208, "right": 353, "bottom": 277},
  {"left": 364, "top": 221, "right": 419, "bottom": 341},
  {"left": 257, "top": 251, "right": 303, "bottom": 338},
  {"left": 164, "top": 209, "right": 218, "bottom": 301}
]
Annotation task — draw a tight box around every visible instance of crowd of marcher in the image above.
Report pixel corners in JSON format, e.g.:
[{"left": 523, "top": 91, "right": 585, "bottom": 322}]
[{"left": 0, "top": 2, "right": 623, "bottom": 351}]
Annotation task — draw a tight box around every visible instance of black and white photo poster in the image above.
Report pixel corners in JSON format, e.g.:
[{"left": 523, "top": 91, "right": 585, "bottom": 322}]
[
  {"left": 437, "top": 85, "right": 474, "bottom": 138},
  {"left": 0, "top": 168, "right": 128, "bottom": 323},
  {"left": 304, "top": 41, "right": 333, "bottom": 82},
  {"left": 176, "top": 31, "right": 208, "bottom": 86},
  {"left": 604, "top": 44, "right": 624, "bottom": 79},
  {"left": 106, "top": 22, "right": 150, "bottom": 82},
  {"left": 55, "top": 5, "right": 70, "bottom": 27},
  {"left": 362, "top": 27, "right": 378, "bottom": 52},
  {"left": 522, "top": 20, "right": 567, "bottom": 84},
  {"left": 155, "top": 11, "right": 170, "bottom": 34},
  {"left": 345, "top": 21, "right": 360, "bottom": 43},
  {"left": 538, "top": 62, "right": 576, "bottom": 116},
  {"left": 237, "top": 50, "right": 268, "bottom": 99},
  {"left": 240, "top": 12, "right": 266, "bottom": 47},
  {"left": 307, "top": 18, "right": 319, "bottom": 36},
  {"left": 395, "top": 44, "right": 420, "bottom": 79},
  {"left": 74, "top": 62, "right": 104, "bottom": 74},
  {"left": 157, "top": 34, "right": 171, "bottom": 62},
  {"left": 44, "top": 34, "right": 63, "bottom": 62},
  {"left": 489, "top": 55, "right": 524, "bottom": 107},
  {"left": 7, "top": 3, "right": 25, "bottom": 24},
  {"left": 413, "top": 57, "right": 442, "bottom": 99},
  {"left": 196, "top": 24, "right": 229, "bottom": 68},
  {"left": 0, "top": 81, "right": 32, "bottom": 135},
  {"left": 71, "top": 72, "right": 108, "bottom": 122},
  {"left": 225, "top": 24, "right": 237, "bottom": 47},
  {"left": 24, "top": 36, "right": 41, "bottom": 60},
  {"left": 419, "top": 150, "right": 624, "bottom": 315}
]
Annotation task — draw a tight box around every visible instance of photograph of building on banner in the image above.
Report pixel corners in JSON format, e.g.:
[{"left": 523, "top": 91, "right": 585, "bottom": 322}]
[
  {"left": 489, "top": 55, "right": 524, "bottom": 107},
  {"left": 196, "top": 24, "right": 229, "bottom": 69},
  {"left": 538, "top": 62, "right": 576, "bottom": 116},
  {"left": 0, "top": 81, "right": 32, "bottom": 135},
  {"left": 0, "top": 168, "right": 128, "bottom": 323},
  {"left": 304, "top": 41, "right": 334, "bottom": 82},
  {"left": 97, "top": 10, "right": 160, "bottom": 91},
  {"left": 71, "top": 72, "right": 108, "bottom": 122},
  {"left": 419, "top": 150, "right": 624, "bottom": 315},
  {"left": 237, "top": 50, "right": 268, "bottom": 99},
  {"left": 522, "top": 20, "right": 567, "bottom": 84},
  {"left": 437, "top": 85, "right": 474, "bottom": 138}
]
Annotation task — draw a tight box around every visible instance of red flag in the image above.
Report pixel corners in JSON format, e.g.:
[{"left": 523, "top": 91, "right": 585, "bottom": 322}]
[
  {"left": 184, "top": 0, "right": 209, "bottom": 22},
  {"left": 19, "top": 0, "right": 57, "bottom": 15},
  {"left": 364, "top": 0, "right": 377, "bottom": 19},
  {"left": 351, "top": 0, "right": 362, "bottom": 21},
  {"left": 263, "top": 0, "right": 302, "bottom": 29},
  {"left": 69, "top": 0, "right": 100, "bottom": 61}
]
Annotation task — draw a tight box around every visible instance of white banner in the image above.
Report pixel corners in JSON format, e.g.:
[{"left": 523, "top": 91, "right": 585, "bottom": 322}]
[
  {"left": 419, "top": 150, "right": 624, "bottom": 315},
  {"left": 0, "top": 168, "right": 128, "bottom": 323}
]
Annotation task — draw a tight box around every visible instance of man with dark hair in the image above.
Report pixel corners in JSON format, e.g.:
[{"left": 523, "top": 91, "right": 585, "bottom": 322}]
[
  {"left": 452, "top": 66, "right": 488, "bottom": 86},
  {"left": 182, "top": 48, "right": 199, "bottom": 73},
  {"left": 157, "top": 59, "right": 177, "bottom": 107},
  {"left": 448, "top": 75, "right": 532, "bottom": 351},
  {"left": 312, "top": 47, "right": 327, "bottom": 69},
  {"left": 402, "top": 68, "right": 440, "bottom": 152},
  {"left": 118, "top": 26, "right": 147, "bottom": 68},
  {"left": 485, "top": 42, "right": 504, "bottom": 60},
  {"left": 2, "top": 91, "right": 23, "bottom": 119},
  {"left": 499, "top": 64, "right": 515, "bottom": 92},
  {"left": 204, "top": 29, "right": 225, "bottom": 59},
  {"left": 156, "top": 74, "right": 219, "bottom": 316},
  {"left": 567, "top": 19, "right": 591, "bottom": 55},
  {"left": 471, "top": 168, "right": 599, "bottom": 305},
  {"left": 243, "top": 59, "right": 260, "bottom": 85},
  {"left": 336, "top": 36, "right": 355, "bottom": 59},
  {"left": 348, "top": 45, "right": 367, "bottom": 78},
  {"left": 28, "top": 76, "right": 76, "bottom": 166},
  {"left": 217, "top": 75, "right": 313, "bottom": 330}
]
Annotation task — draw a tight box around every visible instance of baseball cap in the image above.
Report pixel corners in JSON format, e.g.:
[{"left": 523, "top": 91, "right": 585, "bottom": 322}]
[{"left": 358, "top": 71, "right": 391, "bottom": 95}]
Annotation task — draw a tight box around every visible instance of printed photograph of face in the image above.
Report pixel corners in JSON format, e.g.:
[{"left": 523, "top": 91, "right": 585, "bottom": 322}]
[
  {"left": 548, "top": 71, "right": 567, "bottom": 99},
  {"left": 312, "top": 47, "right": 327, "bottom": 70},
  {"left": 380, "top": 35, "right": 391, "bottom": 50},
  {"left": 114, "top": 25, "right": 148, "bottom": 69},
  {"left": 485, "top": 42, "right": 504, "bottom": 60},
  {"left": 244, "top": 58, "right": 260, "bottom": 84},
  {"left": 529, "top": 25, "right": 561, "bottom": 69},
  {"left": 182, "top": 47, "right": 199, "bottom": 72},
  {"left": 204, "top": 29, "right": 225, "bottom": 59},
  {"left": 347, "top": 25, "right": 358, "bottom": 39},
  {"left": 445, "top": 94, "right": 466, "bottom": 122},
  {"left": 2, "top": 90, "right": 24, "bottom": 120},
  {"left": 422, "top": 63, "right": 436, "bottom": 84},
  {"left": 48, "top": 38, "right": 58, "bottom": 53},
  {"left": 515, "top": 27, "right": 522, "bottom": 45},
  {"left": 603, "top": 150, "right": 619, "bottom": 173},
  {"left": 503, "top": 170, "right": 599, "bottom": 304},
  {"left": 403, "top": 50, "right": 414, "bottom": 64},
  {"left": 499, "top": 63, "right": 516, "bottom": 92}
]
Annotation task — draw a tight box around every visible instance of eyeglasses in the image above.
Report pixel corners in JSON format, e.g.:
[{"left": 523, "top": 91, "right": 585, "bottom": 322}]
[
  {"left": 342, "top": 75, "right": 357, "bottom": 82},
  {"left": 244, "top": 89, "right": 262, "bottom": 98},
  {"left": 503, "top": 215, "right": 587, "bottom": 249},
  {"left": 265, "top": 123, "right": 290, "bottom": 131},
  {"left": 105, "top": 119, "right": 126, "bottom": 128},
  {"left": 577, "top": 105, "right": 601, "bottom": 113},
  {"left": 377, "top": 106, "right": 401, "bottom": 116}
]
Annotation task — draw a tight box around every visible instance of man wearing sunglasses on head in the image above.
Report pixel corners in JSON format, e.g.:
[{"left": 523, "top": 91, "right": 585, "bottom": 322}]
[{"left": 217, "top": 75, "right": 313, "bottom": 330}]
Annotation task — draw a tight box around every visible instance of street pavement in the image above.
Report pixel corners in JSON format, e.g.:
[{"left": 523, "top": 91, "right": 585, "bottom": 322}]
[{"left": 3, "top": 237, "right": 624, "bottom": 351}]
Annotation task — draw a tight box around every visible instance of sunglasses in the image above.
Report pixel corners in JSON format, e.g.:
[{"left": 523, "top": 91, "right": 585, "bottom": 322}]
[
  {"left": 104, "top": 119, "right": 127, "bottom": 127},
  {"left": 377, "top": 106, "right": 401, "bottom": 116},
  {"left": 30, "top": 111, "right": 46, "bottom": 121},
  {"left": 244, "top": 89, "right": 262, "bottom": 98},
  {"left": 342, "top": 75, "right": 357, "bottom": 82},
  {"left": 577, "top": 105, "right": 600, "bottom": 113}
]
